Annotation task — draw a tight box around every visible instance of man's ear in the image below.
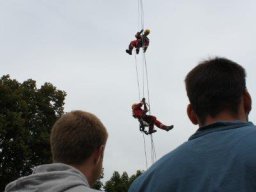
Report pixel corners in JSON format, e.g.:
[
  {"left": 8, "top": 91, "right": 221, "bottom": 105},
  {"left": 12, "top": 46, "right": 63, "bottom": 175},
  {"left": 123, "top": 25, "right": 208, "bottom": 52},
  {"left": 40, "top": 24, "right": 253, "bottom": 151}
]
[
  {"left": 187, "top": 104, "right": 198, "bottom": 125},
  {"left": 94, "top": 145, "right": 105, "bottom": 164},
  {"left": 243, "top": 89, "right": 252, "bottom": 115}
]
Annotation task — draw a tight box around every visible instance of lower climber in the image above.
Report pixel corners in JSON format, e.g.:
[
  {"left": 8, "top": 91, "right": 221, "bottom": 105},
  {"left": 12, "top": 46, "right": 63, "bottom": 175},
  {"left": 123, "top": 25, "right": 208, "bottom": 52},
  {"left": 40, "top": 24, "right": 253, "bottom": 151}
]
[{"left": 132, "top": 98, "right": 174, "bottom": 134}]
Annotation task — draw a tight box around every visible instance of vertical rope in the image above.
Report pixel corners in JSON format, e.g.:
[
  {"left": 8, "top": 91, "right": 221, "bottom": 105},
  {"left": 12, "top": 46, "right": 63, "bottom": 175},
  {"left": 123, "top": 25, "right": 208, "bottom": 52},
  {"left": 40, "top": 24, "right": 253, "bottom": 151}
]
[
  {"left": 142, "top": 132, "right": 148, "bottom": 168},
  {"left": 137, "top": 0, "right": 157, "bottom": 167},
  {"left": 134, "top": 54, "right": 141, "bottom": 100},
  {"left": 139, "top": 0, "right": 144, "bottom": 30},
  {"left": 137, "top": 0, "right": 141, "bottom": 31},
  {"left": 142, "top": 44, "right": 157, "bottom": 165},
  {"left": 150, "top": 135, "right": 157, "bottom": 163},
  {"left": 143, "top": 52, "right": 151, "bottom": 113},
  {"left": 142, "top": 55, "right": 145, "bottom": 98}
]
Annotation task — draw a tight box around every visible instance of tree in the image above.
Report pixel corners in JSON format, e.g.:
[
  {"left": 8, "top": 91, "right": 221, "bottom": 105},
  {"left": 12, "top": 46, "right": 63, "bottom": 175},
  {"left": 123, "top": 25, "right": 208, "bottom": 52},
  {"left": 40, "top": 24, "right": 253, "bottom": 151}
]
[
  {"left": 93, "top": 168, "right": 104, "bottom": 190},
  {"left": 128, "top": 170, "right": 143, "bottom": 187},
  {"left": 104, "top": 170, "right": 143, "bottom": 192},
  {"left": 0, "top": 75, "right": 66, "bottom": 191}
]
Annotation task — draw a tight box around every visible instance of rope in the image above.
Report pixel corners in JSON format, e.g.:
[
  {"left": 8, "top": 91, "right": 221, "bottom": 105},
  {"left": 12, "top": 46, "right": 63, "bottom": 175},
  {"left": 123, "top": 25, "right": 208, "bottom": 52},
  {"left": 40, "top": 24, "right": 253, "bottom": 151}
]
[
  {"left": 138, "top": 0, "right": 144, "bottom": 30},
  {"left": 142, "top": 132, "right": 148, "bottom": 168},
  {"left": 150, "top": 134, "right": 157, "bottom": 163},
  {"left": 136, "top": 0, "right": 157, "bottom": 166},
  {"left": 137, "top": 0, "right": 141, "bottom": 31},
  {"left": 143, "top": 52, "right": 156, "bottom": 163},
  {"left": 142, "top": 55, "right": 145, "bottom": 98},
  {"left": 142, "top": 45, "right": 156, "bottom": 165},
  {"left": 143, "top": 52, "right": 151, "bottom": 113},
  {"left": 134, "top": 54, "right": 141, "bottom": 100}
]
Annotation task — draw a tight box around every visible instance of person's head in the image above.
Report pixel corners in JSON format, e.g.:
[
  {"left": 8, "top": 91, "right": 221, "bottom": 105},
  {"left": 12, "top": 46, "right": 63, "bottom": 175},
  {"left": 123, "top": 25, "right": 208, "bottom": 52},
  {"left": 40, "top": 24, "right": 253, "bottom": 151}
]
[
  {"left": 50, "top": 110, "right": 108, "bottom": 185},
  {"left": 185, "top": 57, "right": 251, "bottom": 126},
  {"left": 132, "top": 104, "right": 137, "bottom": 110},
  {"left": 144, "top": 29, "right": 150, "bottom": 36}
]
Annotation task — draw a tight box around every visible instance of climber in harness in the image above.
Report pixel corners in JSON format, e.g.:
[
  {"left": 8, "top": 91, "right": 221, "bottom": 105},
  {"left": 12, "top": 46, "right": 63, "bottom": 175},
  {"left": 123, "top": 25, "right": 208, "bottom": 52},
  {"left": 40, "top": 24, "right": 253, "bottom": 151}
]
[
  {"left": 132, "top": 98, "right": 174, "bottom": 134},
  {"left": 126, "top": 29, "right": 150, "bottom": 55}
]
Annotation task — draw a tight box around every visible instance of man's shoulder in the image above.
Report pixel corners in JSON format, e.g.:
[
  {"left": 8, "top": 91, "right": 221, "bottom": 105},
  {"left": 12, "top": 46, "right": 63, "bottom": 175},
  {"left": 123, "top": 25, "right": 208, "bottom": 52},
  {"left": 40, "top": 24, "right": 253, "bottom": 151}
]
[{"left": 65, "top": 186, "right": 102, "bottom": 192}]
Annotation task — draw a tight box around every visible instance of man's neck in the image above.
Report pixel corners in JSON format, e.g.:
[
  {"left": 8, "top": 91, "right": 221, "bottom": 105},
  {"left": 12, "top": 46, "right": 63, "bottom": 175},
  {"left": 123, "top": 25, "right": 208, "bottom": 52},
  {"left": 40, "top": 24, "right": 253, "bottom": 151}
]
[
  {"left": 71, "top": 162, "right": 93, "bottom": 187},
  {"left": 200, "top": 111, "right": 248, "bottom": 127}
]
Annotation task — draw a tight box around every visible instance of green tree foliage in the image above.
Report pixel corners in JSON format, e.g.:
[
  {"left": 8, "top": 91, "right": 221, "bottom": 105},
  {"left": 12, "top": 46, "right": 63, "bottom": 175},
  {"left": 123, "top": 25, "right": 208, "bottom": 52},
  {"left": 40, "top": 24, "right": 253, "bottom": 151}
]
[
  {"left": 104, "top": 170, "right": 143, "bottom": 192},
  {"left": 0, "top": 75, "right": 66, "bottom": 191},
  {"left": 128, "top": 170, "right": 143, "bottom": 187},
  {"left": 93, "top": 168, "right": 104, "bottom": 190}
]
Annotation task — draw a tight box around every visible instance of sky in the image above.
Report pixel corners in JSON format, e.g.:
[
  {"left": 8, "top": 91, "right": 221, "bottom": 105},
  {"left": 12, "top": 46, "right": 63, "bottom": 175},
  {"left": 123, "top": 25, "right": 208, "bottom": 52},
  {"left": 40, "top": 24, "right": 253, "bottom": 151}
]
[{"left": 1, "top": 0, "right": 256, "bottom": 183}]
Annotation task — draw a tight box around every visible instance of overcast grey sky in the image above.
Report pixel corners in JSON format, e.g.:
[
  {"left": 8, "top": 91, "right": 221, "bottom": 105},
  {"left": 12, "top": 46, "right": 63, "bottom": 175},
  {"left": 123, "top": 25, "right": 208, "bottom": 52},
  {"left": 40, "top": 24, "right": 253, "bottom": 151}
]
[{"left": 1, "top": 0, "right": 256, "bottom": 183}]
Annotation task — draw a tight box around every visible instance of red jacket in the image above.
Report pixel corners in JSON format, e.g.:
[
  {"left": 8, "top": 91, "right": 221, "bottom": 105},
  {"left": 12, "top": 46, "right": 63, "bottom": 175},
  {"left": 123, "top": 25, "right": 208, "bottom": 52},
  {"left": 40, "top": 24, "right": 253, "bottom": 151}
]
[{"left": 132, "top": 102, "right": 146, "bottom": 118}]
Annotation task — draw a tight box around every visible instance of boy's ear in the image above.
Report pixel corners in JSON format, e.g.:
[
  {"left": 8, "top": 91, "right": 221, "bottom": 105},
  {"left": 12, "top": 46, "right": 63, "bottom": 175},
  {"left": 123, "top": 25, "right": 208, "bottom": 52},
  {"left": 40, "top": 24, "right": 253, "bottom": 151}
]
[
  {"left": 243, "top": 89, "right": 252, "bottom": 115},
  {"left": 187, "top": 104, "right": 198, "bottom": 125}
]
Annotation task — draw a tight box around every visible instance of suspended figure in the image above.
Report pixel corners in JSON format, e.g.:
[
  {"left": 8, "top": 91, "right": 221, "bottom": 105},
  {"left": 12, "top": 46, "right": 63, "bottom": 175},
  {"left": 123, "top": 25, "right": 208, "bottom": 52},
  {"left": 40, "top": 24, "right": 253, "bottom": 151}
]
[
  {"left": 132, "top": 98, "right": 174, "bottom": 134},
  {"left": 126, "top": 29, "right": 150, "bottom": 55}
]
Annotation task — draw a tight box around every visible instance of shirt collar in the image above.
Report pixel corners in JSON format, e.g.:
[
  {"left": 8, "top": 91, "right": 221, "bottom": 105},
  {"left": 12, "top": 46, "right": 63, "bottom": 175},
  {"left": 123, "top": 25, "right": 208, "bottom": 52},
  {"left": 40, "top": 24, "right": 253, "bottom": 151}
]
[{"left": 189, "top": 121, "right": 254, "bottom": 141}]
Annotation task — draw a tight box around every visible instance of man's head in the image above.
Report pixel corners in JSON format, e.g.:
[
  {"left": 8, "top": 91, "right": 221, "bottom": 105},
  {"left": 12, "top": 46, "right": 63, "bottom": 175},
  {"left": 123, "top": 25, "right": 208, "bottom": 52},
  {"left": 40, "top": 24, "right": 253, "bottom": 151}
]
[
  {"left": 185, "top": 57, "right": 251, "bottom": 126},
  {"left": 50, "top": 110, "right": 108, "bottom": 185}
]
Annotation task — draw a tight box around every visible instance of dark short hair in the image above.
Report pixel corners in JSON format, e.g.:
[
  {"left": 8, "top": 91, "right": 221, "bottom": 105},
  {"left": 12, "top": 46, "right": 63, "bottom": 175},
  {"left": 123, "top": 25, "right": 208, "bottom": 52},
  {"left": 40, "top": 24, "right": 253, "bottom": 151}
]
[
  {"left": 185, "top": 57, "right": 246, "bottom": 124},
  {"left": 50, "top": 110, "right": 108, "bottom": 165}
]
